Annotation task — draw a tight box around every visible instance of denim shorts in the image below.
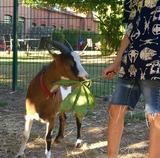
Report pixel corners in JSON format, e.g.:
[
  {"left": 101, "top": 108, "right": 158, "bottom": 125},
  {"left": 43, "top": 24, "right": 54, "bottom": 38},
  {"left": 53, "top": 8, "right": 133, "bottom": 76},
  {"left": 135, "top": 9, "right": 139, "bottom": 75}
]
[{"left": 110, "top": 78, "right": 160, "bottom": 114}]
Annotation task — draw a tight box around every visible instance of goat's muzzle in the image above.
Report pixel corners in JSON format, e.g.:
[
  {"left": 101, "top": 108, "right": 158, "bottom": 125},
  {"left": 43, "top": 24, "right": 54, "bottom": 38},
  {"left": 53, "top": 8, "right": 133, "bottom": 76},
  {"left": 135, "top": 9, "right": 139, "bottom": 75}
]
[{"left": 78, "top": 75, "right": 89, "bottom": 81}]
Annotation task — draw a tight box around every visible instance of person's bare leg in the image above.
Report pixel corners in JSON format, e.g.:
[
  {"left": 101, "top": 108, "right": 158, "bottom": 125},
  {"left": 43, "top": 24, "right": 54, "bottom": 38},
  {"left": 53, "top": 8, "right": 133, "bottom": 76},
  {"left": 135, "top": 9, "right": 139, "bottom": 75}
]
[
  {"left": 107, "top": 104, "right": 128, "bottom": 158},
  {"left": 146, "top": 113, "right": 160, "bottom": 158}
]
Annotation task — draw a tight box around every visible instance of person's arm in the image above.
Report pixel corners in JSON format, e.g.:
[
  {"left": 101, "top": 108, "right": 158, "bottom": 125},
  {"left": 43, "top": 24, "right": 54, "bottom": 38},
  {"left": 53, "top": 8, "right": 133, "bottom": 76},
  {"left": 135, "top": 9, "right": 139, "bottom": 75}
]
[{"left": 103, "top": 33, "right": 130, "bottom": 79}]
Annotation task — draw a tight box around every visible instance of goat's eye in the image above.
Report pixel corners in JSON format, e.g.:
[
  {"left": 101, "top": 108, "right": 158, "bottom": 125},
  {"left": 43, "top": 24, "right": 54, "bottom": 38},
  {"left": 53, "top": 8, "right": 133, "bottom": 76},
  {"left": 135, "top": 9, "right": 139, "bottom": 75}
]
[{"left": 65, "top": 60, "right": 74, "bottom": 69}]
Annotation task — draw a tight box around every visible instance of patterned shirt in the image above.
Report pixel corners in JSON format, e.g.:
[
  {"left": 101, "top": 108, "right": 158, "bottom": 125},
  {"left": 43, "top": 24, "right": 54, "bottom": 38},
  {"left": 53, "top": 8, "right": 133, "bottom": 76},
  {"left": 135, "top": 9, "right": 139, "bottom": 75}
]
[
  {"left": 119, "top": 0, "right": 160, "bottom": 80},
  {"left": 122, "top": 0, "right": 145, "bottom": 23}
]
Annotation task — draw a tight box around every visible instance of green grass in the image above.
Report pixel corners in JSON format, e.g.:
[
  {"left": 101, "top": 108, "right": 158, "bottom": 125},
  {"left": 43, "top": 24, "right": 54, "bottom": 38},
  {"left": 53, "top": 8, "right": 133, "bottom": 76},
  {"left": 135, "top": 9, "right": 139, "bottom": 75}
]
[{"left": 0, "top": 50, "right": 116, "bottom": 97}]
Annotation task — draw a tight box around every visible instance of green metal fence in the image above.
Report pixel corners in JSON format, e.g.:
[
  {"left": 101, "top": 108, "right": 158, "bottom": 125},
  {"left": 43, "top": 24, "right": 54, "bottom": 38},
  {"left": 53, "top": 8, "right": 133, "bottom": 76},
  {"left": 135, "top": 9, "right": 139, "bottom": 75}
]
[{"left": 0, "top": 0, "right": 116, "bottom": 97}]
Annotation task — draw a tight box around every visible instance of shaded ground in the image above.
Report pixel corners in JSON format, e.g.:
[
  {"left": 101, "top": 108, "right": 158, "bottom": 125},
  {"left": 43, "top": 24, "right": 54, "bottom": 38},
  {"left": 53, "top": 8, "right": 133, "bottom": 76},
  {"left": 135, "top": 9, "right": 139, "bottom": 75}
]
[{"left": 0, "top": 89, "right": 149, "bottom": 158}]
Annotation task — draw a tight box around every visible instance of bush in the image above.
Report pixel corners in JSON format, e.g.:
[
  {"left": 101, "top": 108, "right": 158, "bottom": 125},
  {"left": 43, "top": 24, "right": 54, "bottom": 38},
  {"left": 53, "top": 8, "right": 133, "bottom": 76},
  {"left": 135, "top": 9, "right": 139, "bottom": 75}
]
[
  {"left": 52, "top": 28, "right": 101, "bottom": 50},
  {"left": 52, "top": 29, "right": 65, "bottom": 42}
]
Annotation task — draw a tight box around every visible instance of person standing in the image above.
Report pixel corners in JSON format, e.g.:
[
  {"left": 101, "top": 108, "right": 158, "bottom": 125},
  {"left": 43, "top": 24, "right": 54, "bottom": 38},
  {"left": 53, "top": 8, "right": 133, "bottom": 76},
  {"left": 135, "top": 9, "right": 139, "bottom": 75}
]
[
  {"left": 77, "top": 38, "right": 84, "bottom": 51},
  {"left": 103, "top": 0, "right": 160, "bottom": 157}
]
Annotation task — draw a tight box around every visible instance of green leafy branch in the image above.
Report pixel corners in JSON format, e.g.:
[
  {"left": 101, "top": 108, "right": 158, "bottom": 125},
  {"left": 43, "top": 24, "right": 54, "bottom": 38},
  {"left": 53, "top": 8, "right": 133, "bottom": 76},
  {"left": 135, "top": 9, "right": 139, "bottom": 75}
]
[{"left": 54, "top": 76, "right": 103, "bottom": 122}]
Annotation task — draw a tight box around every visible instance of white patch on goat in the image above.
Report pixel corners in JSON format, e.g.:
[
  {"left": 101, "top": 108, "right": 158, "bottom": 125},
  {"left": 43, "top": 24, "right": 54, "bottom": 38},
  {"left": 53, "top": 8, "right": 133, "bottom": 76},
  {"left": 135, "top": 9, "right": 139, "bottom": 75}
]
[
  {"left": 45, "top": 149, "right": 51, "bottom": 158},
  {"left": 75, "top": 139, "right": 82, "bottom": 147},
  {"left": 26, "top": 113, "right": 47, "bottom": 123},
  {"left": 26, "top": 113, "right": 39, "bottom": 120},
  {"left": 16, "top": 116, "right": 33, "bottom": 157},
  {"left": 60, "top": 86, "right": 71, "bottom": 100},
  {"left": 61, "top": 76, "right": 69, "bottom": 80},
  {"left": 71, "top": 51, "right": 89, "bottom": 79}
]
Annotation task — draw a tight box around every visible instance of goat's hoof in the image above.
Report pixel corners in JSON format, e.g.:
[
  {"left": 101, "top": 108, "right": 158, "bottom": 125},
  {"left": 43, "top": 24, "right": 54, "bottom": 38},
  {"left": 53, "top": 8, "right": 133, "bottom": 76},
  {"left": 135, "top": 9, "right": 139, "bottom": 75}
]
[
  {"left": 15, "top": 152, "right": 25, "bottom": 158},
  {"left": 45, "top": 150, "right": 51, "bottom": 158},
  {"left": 54, "top": 135, "right": 64, "bottom": 143},
  {"left": 75, "top": 143, "right": 82, "bottom": 148},
  {"left": 75, "top": 139, "right": 83, "bottom": 148}
]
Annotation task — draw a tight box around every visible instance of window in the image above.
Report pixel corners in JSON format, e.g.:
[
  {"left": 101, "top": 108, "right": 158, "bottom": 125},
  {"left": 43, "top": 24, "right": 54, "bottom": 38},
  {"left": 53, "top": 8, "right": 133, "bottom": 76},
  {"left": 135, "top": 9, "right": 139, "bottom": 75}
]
[
  {"left": 41, "top": 24, "right": 46, "bottom": 26},
  {"left": 59, "top": 26, "right": 63, "bottom": 30},
  {"left": 32, "top": 22, "right": 37, "bottom": 27},
  {"left": 4, "top": 15, "right": 12, "bottom": 23},
  {"left": 19, "top": 17, "right": 25, "bottom": 23},
  {"left": 52, "top": 25, "right": 56, "bottom": 30}
]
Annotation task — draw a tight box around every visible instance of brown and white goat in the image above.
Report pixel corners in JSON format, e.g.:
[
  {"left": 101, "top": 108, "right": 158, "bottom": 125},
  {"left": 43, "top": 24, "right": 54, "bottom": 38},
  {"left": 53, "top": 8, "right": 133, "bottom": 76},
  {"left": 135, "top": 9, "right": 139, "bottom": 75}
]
[{"left": 16, "top": 40, "right": 89, "bottom": 158}]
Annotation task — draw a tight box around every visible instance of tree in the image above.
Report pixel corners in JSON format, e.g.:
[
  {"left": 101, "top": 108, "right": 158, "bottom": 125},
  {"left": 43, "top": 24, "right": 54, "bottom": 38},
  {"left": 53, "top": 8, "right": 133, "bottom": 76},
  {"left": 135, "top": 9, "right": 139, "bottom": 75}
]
[
  {"left": 97, "top": 2, "right": 124, "bottom": 54},
  {"left": 21, "top": 0, "right": 125, "bottom": 54}
]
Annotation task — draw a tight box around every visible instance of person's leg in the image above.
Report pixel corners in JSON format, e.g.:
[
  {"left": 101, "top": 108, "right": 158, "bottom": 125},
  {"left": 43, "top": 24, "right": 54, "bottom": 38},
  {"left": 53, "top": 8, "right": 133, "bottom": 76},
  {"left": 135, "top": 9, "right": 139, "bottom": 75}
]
[
  {"left": 140, "top": 80, "right": 160, "bottom": 158},
  {"left": 146, "top": 114, "right": 160, "bottom": 158},
  {"left": 107, "top": 78, "right": 141, "bottom": 158},
  {"left": 107, "top": 104, "right": 128, "bottom": 158}
]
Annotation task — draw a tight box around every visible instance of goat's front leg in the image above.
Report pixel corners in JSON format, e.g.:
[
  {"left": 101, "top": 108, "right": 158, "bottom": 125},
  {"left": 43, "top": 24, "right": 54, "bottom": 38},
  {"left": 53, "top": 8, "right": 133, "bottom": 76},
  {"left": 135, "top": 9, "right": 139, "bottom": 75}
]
[
  {"left": 16, "top": 115, "right": 33, "bottom": 158},
  {"left": 75, "top": 116, "right": 82, "bottom": 148},
  {"left": 54, "top": 112, "right": 67, "bottom": 143},
  {"left": 45, "top": 121, "right": 54, "bottom": 158}
]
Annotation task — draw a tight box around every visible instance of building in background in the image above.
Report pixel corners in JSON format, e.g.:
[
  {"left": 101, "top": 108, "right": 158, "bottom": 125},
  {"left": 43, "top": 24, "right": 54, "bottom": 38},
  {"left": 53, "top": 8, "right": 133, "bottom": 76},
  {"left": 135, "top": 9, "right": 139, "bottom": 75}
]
[{"left": 0, "top": 0, "right": 99, "bottom": 39}]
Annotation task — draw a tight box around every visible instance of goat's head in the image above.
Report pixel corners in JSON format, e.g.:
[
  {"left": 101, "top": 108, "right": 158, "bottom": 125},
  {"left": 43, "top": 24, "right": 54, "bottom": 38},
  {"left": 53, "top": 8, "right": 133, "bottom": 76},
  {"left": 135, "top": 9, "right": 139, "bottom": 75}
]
[{"left": 47, "top": 40, "right": 89, "bottom": 81}]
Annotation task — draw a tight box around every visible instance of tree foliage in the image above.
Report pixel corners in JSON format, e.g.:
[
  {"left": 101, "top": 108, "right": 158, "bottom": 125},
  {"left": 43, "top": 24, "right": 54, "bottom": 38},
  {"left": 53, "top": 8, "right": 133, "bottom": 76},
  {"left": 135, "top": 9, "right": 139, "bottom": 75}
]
[
  {"left": 21, "top": 0, "right": 125, "bottom": 54},
  {"left": 98, "top": 2, "right": 124, "bottom": 54}
]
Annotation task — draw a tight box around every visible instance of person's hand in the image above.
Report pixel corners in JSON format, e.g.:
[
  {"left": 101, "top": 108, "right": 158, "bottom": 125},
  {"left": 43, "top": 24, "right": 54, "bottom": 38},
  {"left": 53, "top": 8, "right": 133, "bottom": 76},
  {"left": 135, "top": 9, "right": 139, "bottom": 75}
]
[
  {"left": 102, "top": 34, "right": 129, "bottom": 79},
  {"left": 102, "top": 63, "right": 119, "bottom": 79}
]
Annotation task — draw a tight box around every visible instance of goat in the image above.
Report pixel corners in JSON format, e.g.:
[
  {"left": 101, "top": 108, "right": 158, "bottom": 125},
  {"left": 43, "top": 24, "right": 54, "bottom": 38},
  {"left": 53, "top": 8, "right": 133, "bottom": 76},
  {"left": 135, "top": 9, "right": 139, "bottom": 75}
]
[{"left": 16, "top": 40, "right": 89, "bottom": 158}]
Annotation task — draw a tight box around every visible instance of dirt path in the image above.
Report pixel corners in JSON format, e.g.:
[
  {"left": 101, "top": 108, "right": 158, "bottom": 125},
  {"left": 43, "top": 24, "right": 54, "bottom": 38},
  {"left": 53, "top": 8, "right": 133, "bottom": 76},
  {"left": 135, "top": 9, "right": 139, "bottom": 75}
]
[{"left": 0, "top": 89, "right": 148, "bottom": 158}]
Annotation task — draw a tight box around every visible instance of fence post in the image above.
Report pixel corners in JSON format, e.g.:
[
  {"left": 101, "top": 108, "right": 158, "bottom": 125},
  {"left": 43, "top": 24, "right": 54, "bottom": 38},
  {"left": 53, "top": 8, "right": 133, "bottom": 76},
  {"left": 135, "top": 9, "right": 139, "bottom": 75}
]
[
  {"left": 12, "top": 0, "right": 18, "bottom": 91},
  {"left": 0, "top": 1, "right": 1, "bottom": 21}
]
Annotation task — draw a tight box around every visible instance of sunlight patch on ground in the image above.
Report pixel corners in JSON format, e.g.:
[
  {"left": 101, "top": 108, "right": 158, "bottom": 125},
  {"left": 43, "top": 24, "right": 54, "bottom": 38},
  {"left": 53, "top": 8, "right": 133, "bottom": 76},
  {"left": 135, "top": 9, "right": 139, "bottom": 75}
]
[
  {"left": 86, "top": 127, "right": 105, "bottom": 133},
  {"left": 87, "top": 141, "right": 108, "bottom": 150},
  {"left": 127, "top": 141, "right": 148, "bottom": 149},
  {"left": 26, "top": 138, "right": 45, "bottom": 149},
  {"left": 66, "top": 141, "right": 107, "bottom": 157},
  {"left": 119, "top": 153, "right": 148, "bottom": 158}
]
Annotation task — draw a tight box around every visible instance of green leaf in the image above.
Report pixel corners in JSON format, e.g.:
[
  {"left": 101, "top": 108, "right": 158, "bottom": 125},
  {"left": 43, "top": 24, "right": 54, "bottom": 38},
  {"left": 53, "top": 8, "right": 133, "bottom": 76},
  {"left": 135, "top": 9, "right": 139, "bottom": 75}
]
[
  {"left": 73, "top": 106, "right": 88, "bottom": 122},
  {"left": 72, "top": 85, "right": 87, "bottom": 110},
  {"left": 56, "top": 79, "right": 96, "bottom": 121},
  {"left": 54, "top": 79, "right": 80, "bottom": 86},
  {"left": 58, "top": 86, "right": 80, "bottom": 113},
  {"left": 73, "top": 84, "right": 96, "bottom": 121},
  {"left": 83, "top": 84, "right": 96, "bottom": 108},
  {"left": 81, "top": 79, "right": 92, "bottom": 88},
  {"left": 71, "top": 86, "right": 81, "bottom": 107}
]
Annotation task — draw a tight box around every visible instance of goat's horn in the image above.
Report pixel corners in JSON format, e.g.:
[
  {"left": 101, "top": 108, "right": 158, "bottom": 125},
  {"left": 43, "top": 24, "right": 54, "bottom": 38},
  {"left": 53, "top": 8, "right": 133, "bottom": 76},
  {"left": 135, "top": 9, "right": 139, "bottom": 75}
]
[
  {"left": 63, "top": 39, "right": 74, "bottom": 51},
  {"left": 47, "top": 40, "right": 71, "bottom": 54}
]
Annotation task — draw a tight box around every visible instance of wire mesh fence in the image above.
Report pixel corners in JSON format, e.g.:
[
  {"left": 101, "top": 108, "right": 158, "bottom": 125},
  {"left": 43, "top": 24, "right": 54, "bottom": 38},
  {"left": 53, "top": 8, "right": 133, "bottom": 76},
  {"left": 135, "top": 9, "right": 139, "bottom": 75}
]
[{"left": 0, "top": 0, "right": 117, "bottom": 97}]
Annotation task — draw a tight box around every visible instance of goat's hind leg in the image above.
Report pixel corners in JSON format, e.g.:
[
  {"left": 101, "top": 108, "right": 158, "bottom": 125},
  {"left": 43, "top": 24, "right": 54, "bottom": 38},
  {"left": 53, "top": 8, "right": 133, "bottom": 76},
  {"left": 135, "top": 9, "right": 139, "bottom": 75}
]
[
  {"left": 75, "top": 116, "right": 82, "bottom": 148},
  {"left": 54, "top": 112, "right": 67, "bottom": 143},
  {"left": 16, "top": 115, "right": 33, "bottom": 158}
]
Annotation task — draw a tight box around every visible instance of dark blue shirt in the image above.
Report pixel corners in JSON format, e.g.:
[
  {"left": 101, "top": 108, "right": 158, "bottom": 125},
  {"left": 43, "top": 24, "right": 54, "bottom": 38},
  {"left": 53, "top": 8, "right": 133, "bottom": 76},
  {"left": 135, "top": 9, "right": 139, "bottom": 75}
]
[{"left": 119, "top": 0, "right": 160, "bottom": 80}]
